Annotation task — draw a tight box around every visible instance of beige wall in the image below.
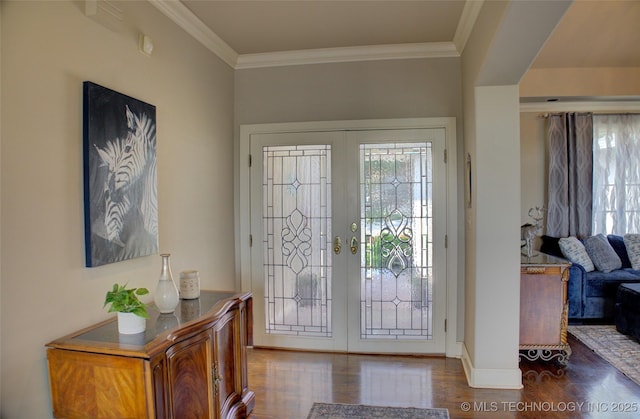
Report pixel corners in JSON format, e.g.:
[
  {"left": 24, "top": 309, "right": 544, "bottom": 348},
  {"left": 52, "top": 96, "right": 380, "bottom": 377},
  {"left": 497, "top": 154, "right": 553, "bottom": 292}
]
[
  {"left": 520, "top": 112, "right": 547, "bottom": 239},
  {"left": 521, "top": 67, "right": 640, "bottom": 98},
  {"left": 0, "top": 1, "right": 234, "bottom": 417},
  {"left": 234, "top": 58, "right": 462, "bottom": 124}
]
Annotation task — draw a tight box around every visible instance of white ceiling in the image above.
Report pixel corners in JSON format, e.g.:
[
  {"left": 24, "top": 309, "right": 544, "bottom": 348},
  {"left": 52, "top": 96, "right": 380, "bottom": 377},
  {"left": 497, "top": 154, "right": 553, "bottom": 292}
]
[{"left": 152, "top": 0, "right": 640, "bottom": 70}]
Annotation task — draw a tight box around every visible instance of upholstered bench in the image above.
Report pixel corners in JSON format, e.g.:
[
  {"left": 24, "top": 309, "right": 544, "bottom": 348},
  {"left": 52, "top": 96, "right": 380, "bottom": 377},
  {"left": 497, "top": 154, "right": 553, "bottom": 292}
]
[{"left": 615, "top": 283, "right": 640, "bottom": 341}]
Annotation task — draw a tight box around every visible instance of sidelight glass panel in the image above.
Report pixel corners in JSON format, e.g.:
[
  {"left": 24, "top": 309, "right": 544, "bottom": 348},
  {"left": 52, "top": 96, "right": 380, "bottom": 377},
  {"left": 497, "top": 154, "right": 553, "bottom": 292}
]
[
  {"left": 360, "top": 143, "right": 433, "bottom": 339},
  {"left": 263, "top": 145, "right": 332, "bottom": 337}
]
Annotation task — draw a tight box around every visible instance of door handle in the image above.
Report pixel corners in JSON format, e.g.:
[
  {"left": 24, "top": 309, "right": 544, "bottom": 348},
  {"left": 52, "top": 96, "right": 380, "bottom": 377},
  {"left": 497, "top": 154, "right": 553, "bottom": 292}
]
[
  {"left": 350, "top": 236, "right": 358, "bottom": 254},
  {"left": 333, "top": 236, "right": 342, "bottom": 255}
]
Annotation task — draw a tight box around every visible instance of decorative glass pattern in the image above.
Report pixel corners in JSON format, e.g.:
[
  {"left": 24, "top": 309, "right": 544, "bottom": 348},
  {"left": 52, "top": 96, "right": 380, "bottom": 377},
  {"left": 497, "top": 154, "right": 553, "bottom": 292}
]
[
  {"left": 263, "top": 145, "right": 332, "bottom": 337},
  {"left": 360, "top": 143, "right": 433, "bottom": 339}
]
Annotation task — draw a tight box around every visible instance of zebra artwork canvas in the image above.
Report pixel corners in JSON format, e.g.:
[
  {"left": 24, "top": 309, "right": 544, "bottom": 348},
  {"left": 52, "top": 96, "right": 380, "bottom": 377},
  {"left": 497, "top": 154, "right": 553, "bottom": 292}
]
[{"left": 83, "top": 82, "right": 158, "bottom": 267}]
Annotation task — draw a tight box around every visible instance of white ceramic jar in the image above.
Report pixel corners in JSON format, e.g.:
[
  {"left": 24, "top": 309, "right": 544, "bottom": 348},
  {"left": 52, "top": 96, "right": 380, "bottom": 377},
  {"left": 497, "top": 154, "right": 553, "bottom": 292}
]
[{"left": 180, "top": 270, "right": 200, "bottom": 299}]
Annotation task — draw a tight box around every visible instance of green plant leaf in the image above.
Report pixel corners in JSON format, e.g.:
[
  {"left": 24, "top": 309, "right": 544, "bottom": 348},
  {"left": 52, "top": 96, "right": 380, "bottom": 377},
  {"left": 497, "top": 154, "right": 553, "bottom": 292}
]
[
  {"left": 132, "top": 306, "right": 150, "bottom": 319},
  {"left": 103, "top": 283, "right": 149, "bottom": 319}
]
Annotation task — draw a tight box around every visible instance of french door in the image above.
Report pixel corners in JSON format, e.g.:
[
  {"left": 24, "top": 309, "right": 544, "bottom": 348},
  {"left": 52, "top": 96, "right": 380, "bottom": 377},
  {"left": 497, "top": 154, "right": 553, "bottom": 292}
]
[{"left": 248, "top": 128, "right": 447, "bottom": 354}]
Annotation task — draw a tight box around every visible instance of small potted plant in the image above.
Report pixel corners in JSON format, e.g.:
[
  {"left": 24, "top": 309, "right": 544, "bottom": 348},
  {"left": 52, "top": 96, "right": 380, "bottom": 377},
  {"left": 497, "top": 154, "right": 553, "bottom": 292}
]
[{"left": 104, "top": 283, "right": 150, "bottom": 334}]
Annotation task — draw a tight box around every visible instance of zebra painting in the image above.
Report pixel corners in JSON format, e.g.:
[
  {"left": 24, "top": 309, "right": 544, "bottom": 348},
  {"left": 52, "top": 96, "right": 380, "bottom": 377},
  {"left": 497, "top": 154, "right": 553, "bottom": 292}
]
[{"left": 83, "top": 82, "right": 158, "bottom": 267}]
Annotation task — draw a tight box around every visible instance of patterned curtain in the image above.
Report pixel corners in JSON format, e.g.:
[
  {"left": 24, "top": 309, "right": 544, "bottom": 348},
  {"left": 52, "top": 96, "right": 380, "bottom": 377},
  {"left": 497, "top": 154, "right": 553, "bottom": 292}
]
[
  {"left": 592, "top": 114, "right": 640, "bottom": 234},
  {"left": 546, "top": 113, "right": 593, "bottom": 238}
]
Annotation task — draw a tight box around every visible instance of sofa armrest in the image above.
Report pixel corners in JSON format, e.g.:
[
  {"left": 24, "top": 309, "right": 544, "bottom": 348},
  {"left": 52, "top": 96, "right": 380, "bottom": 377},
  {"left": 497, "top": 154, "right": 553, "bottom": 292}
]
[
  {"left": 567, "top": 263, "right": 586, "bottom": 318},
  {"left": 540, "top": 249, "right": 585, "bottom": 318}
]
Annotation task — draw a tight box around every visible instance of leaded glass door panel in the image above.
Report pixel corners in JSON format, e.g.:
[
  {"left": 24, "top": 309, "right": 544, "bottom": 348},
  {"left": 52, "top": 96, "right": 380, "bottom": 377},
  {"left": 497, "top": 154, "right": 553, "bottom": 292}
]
[
  {"left": 250, "top": 129, "right": 446, "bottom": 353},
  {"left": 346, "top": 130, "right": 446, "bottom": 353},
  {"left": 250, "top": 131, "right": 348, "bottom": 351}
]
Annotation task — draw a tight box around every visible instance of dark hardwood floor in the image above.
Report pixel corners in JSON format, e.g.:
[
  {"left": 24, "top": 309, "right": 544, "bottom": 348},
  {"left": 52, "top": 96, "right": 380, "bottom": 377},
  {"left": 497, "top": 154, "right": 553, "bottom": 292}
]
[{"left": 246, "top": 335, "right": 640, "bottom": 418}]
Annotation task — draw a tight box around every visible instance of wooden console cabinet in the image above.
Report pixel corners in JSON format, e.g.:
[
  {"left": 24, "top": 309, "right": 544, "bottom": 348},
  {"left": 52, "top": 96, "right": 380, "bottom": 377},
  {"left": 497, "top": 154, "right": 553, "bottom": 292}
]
[
  {"left": 46, "top": 291, "right": 255, "bottom": 419},
  {"left": 520, "top": 253, "right": 572, "bottom": 364}
]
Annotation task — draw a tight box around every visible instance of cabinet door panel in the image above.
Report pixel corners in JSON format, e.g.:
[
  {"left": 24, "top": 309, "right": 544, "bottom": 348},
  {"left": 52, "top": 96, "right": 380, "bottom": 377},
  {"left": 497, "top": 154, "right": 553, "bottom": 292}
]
[
  {"left": 213, "top": 310, "right": 241, "bottom": 417},
  {"left": 151, "top": 355, "right": 167, "bottom": 419},
  {"left": 47, "top": 349, "right": 150, "bottom": 419},
  {"left": 166, "top": 330, "right": 213, "bottom": 418},
  {"left": 520, "top": 272, "right": 563, "bottom": 345}
]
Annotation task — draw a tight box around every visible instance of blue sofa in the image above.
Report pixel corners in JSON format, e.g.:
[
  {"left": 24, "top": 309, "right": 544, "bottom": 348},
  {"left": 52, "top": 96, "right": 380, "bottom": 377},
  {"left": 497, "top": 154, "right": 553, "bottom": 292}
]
[{"left": 541, "top": 234, "right": 640, "bottom": 321}]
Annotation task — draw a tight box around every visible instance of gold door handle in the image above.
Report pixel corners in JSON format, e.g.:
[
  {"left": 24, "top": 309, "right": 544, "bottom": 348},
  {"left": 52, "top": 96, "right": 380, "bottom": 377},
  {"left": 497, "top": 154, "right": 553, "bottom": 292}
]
[
  {"left": 333, "top": 236, "right": 342, "bottom": 255},
  {"left": 350, "top": 236, "right": 358, "bottom": 254}
]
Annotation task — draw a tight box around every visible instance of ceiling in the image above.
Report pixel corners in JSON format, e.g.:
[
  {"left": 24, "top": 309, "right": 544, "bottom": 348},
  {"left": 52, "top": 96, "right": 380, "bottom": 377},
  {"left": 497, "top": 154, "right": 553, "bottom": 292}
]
[
  {"left": 530, "top": 0, "right": 640, "bottom": 69},
  {"left": 153, "top": 0, "right": 640, "bottom": 70},
  {"left": 181, "top": 0, "right": 467, "bottom": 55}
]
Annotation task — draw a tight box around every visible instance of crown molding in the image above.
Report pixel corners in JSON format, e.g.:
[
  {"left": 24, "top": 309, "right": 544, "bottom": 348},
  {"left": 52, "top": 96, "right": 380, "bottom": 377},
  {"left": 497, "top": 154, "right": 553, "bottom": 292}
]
[
  {"left": 235, "top": 42, "right": 459, "bottom": 70},
  {"left": 453, "top": 0, "right": 484, "bottom": 54},
  {"left": 149, "top": 0, "right": 238, "bottom": 68},
  {"left": 150, "top": 0, "right": 466, "bottom": 69}
]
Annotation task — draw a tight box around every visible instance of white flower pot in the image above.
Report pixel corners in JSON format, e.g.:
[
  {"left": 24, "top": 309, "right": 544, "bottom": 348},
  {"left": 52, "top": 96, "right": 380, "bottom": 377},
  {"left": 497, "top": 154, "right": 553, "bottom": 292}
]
[{"left": 117, "top": 312, "right": 146, "bottom": 334}]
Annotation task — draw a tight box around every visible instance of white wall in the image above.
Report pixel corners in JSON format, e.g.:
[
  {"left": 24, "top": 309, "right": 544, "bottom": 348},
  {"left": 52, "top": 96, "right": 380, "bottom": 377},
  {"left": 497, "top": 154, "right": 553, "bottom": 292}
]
[
  {"left": 0, "top": 1, "right": 234, "bottom": 417},
  {"left": 461, "top": 0, "right": 520, "bottom": 388},
  {"left": 460, "top": 0, "right": 570, "bottom": 388},
  {"left": 471, "top": 85, "right": 522, "bottom": 386}
]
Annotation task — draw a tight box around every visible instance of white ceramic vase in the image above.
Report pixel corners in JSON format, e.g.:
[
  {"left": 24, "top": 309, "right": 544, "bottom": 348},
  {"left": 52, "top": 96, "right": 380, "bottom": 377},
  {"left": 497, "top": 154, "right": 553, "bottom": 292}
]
[
  {"left": 117, "top": 312, "right": 146, "bottom": 334},
  {"left": 154, "top": 253, "right": 180, "bottom": 313}
]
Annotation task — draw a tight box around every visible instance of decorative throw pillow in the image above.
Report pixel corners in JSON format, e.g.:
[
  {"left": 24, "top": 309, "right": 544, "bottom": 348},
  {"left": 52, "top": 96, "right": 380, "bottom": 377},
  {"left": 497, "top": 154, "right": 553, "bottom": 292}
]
[
  {"left": 559, "top": 236, "right": 595, "bottom": 272},
  {"left": 624, "top": 234, "right": 640, "bottom": 271},
  {"left": 584, "top": 234, "right": 622, "bottom": 273},
  {"left": 607, "top": 235, "right": 632, "bottom": 268}
]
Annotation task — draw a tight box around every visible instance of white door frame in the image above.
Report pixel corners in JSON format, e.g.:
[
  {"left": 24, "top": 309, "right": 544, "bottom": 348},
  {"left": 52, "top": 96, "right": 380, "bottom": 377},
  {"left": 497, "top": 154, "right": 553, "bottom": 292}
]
[{"left": 238, "top": 118, "right": 460, "bottom": 357}]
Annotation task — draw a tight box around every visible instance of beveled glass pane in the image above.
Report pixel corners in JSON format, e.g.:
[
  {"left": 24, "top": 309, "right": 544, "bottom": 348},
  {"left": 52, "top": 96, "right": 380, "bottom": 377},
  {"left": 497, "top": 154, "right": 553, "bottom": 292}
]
[
  {"left": 360, "top": 143, "right": 433, "bottom": 340},
  {"left": 263, "top": 145, "right": 332, "bottom": 337}
]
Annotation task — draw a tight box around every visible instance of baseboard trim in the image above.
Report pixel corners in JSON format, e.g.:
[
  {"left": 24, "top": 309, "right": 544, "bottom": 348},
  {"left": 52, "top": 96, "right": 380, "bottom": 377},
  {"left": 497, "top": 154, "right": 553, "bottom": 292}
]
[{"left": 461, "top": 344, "right": 523, "bottom": 389}]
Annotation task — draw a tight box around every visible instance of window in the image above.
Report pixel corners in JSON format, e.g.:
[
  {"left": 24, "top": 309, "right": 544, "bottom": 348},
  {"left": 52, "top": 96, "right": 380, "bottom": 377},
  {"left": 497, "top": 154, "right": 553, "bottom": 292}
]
[{"left": 592, "top": 114, "right": 640, "bottom": 235}]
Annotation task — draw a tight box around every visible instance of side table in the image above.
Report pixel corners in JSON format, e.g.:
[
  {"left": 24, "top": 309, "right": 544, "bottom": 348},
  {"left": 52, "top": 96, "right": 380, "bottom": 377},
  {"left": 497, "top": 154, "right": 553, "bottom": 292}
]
[{"left": 519, "top": 253, "right": 572, "bottom": 364}]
